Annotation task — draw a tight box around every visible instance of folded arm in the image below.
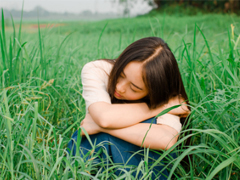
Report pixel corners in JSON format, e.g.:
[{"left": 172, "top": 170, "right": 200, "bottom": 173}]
[
  {"left": 89, "top": 102, "right": 162, "bottom": 128},
  {"left": 102, "top": 123, "right": 179, "bottom": 150},
  {"left": 89, "top": 98, "right": 189, "bottom": 129},
  {"left": 81, "top": 114, "right": 179, "bottom": 150}
]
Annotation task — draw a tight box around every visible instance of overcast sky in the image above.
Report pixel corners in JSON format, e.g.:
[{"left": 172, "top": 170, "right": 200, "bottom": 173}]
[{"left": 0, "top": 0, "right": 152, "bottom": 15}]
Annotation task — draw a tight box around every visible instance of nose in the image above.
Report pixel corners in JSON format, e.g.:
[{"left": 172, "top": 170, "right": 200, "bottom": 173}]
[{"left": 116, "top": 79, "right": 126, "bottom": 93}]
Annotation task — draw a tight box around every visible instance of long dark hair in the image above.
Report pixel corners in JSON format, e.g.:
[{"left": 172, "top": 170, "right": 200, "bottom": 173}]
[{"left": 108, "top": 37, "right": 189, "bottom": 112}]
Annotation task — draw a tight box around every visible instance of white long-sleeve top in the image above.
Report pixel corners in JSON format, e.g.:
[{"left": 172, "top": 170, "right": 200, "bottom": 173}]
[{"left": 81, "top": 60, "right": 182, "bottom": 133}]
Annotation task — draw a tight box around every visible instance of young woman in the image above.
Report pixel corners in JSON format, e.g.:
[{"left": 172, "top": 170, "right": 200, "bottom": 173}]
[{"left": 68, "top": 37, "right": 190, "bottom": 179}]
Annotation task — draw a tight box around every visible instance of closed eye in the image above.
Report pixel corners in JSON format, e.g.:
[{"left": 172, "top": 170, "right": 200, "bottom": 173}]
[{"left": 130, "top": 87, "right": 137, "bottom": 92}]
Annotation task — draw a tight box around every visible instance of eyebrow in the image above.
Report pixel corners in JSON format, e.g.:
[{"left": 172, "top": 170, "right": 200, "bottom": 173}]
[{"left": 122, "top": 71, "right": 143, "bottom": 91}]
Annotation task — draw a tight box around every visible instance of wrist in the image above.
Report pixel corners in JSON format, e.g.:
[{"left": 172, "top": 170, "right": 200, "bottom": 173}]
[{"left": 151, "top": 104, "right": 167, "bottom": 117}]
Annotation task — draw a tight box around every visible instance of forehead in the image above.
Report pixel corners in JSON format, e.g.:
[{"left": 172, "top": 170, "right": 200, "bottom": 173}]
[{"left": 123, "top": 61, "right": 146, "bottom": 90}]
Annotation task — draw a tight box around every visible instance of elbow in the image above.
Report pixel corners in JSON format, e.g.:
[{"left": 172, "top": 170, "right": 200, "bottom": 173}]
[
  {"left": 89, "top": 103, "right": 113, "bottom": 128},
  {"left": 94, "top": 113, "right": 111, "bottom": 129},
  {"left": 165, "top": 140, "right": 176, "bottom": 150},
  {"left": 163, "top": 136, "right": 178, "bottom": 150},
  {"left": 98, "top": 121, "right": 110, "bottom": 129}
]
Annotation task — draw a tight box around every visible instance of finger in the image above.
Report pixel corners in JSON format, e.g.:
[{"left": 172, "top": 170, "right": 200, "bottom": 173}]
[
  {"left": 81, "top": 131, "right": 85, "bottom": 136},
  {"left": 181, "top": 104, "right": 190, "bottom": 112}
]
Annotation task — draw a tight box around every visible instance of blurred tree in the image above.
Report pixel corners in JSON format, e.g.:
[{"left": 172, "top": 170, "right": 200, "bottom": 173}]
[
  {"left": 116, "top": 0, "right": 240, "bottom": 14},
  {"left": 114, "top": 0, "right": 156, "bottom": 15}
]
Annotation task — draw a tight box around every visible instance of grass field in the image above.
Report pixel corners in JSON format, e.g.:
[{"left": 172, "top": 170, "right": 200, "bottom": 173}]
[{"left": 1, "top": 9, "right": 240, "bottom": 179}]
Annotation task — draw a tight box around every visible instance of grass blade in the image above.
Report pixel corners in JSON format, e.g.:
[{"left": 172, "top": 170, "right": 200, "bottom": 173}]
[
  {"left": 97, "top": 22, "right": 108, "bottom": 57},
  {"left": 206, "top": 156, "right": 236, "bottom": 180},
  {"left": 18, "top": 1, "right": 24, "bottom": 43},
  {"left": 0, "top": 9, "right": 7, "bottom": 72},
  {"left": 196, "top": 24, "right": 214, "bottom": 65}
]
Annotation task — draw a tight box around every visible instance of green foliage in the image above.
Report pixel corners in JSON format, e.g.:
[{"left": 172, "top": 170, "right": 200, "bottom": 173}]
[
  {"left": 153, "top": 0, "right": 240, "bottom": 14},
  {"left": 0, "top": 8, "right": 240, "bottom": 179}
]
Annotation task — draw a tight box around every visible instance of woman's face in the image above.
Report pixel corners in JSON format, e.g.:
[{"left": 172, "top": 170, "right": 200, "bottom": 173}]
[{"left": 114, "top": 61, "right": 148, "bottom": 101}]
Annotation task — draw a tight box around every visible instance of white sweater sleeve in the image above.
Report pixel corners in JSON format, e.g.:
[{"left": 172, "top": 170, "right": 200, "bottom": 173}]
[
  {"left": 157, "top": 114, "right": 182, "bottom": 133},
  {"left": 81, "top": 60, "right": 113, "bottom": 112}
]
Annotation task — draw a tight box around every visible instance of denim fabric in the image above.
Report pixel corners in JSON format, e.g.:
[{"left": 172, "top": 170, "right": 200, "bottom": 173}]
[{"left": 67, "top": 117, "right": 175, "bottom": 179}]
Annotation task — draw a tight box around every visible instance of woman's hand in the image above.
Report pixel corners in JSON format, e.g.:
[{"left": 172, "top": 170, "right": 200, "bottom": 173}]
[
  {"left": 167, "top": 95, "right": 190, "bottom": 117},
  {"left": 80, "top": 114, "right": 102, "bottom": 136}
]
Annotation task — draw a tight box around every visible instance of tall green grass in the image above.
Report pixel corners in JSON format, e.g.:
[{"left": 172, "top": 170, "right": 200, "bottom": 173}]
[{"left": 0, "top": 8, "right": 240, "bottom": 179}]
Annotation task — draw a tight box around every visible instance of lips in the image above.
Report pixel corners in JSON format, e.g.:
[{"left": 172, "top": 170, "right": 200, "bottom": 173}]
[{"left": 114, "top": 91, "right": 122, "bottom": 98}]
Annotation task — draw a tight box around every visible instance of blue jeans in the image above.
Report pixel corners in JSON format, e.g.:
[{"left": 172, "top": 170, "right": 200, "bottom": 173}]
[{"left": 67, "top": 117, "right": 175, "bottom": 179}]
